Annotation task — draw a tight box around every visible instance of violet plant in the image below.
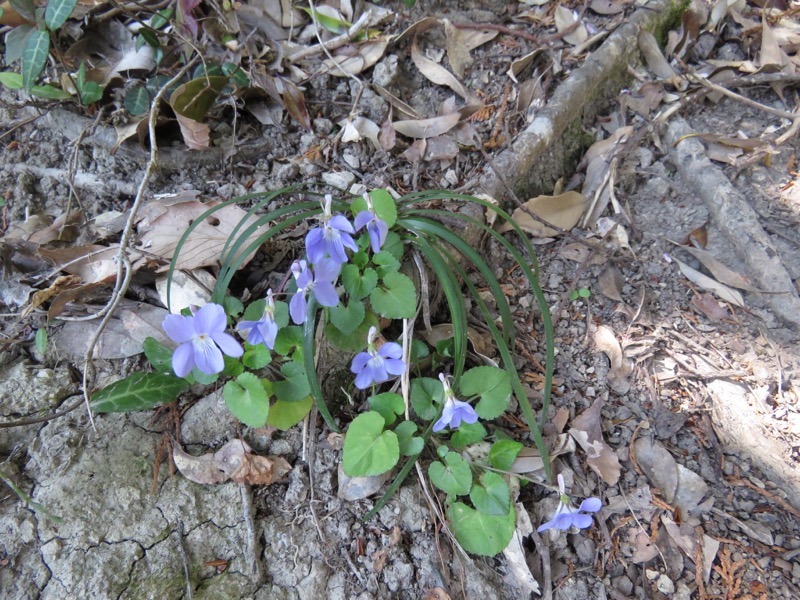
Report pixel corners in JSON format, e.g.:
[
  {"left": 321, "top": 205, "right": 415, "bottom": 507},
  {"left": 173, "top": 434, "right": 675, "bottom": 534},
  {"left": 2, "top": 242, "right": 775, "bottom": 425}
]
[{"left": 88, "top": 187, "right": 572, "bottom": 556}]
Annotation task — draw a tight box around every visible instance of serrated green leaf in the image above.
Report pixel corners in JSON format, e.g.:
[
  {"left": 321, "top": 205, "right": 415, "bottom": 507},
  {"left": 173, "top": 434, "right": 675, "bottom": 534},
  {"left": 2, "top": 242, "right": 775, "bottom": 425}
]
[
  {"left": 382, "top": 231, "right": 404, "bottom": 261},
  {"left": 394, "top": 420, "right": 423, "bottom": 456},
  {"left": 341, "top": 264, "right": 377, "bottom": 300},
  {"left": 223, "top": 373, "right": 269, "bottom": 427},
  {"left": 35, "top": 327, "right": 47, "bottom": 354},
  {"left": 351, "top": 188, "right": 398, "bottom": 228},
  {"left": 274, "top": 325, "right": 303, "bottom": 358},
  {"left": 124, "top": 84, "right": 151, "bottom": 116},
  {"left": 343, "top": 411, "right": 399, "bottom": 477},
  {"left": 373, "top": 251, "right": 400, "bottom": 276},
  {"left": 5, "top": 25, "right": 34, "bottom": 64},
  {"left": 370, "top": 272, "right": 416, "bottom": 319},
  {"left": 45, "top": 0, "right": 77, "bottom": 31},
  {"left": 428, "top": 451, "right": 472, "bottom": 496},
  {"left": 242, "top": 342, "right": 271, "bottom": 369},
  {"left": 368, "top": 392, "right": 404, "bottom": 426},
  {"left": 451, "top": 421, "right": 487, "bottom": 450},
  {"left": 267, "top": 396, "right": 313, "bottom": 430},
  {"left": 329, "top": 299, "right": 365, "bottom": 335},
  {"left": 460, "top": 366, "right": 511, "bottom": 420},
  {"left": 22, "top": 29, "right": 49, "bottom": 91},
  {"left": 91, "top": 372, "right": 189, "bottom": 413},
  {"left": 469, "top": 472, "right": 511, "bottom": 516},
  {"left": 410, "top": 377, "right": 441, "bottom": 420},
  {"left": 352, "top": 250, "right": 369, "bottom": 269},
  {"left": 143, "top": 336, "right": 173, "bottom": 374},
  {"left": 324, "top": 311, "right": 378, "bottom": 353},
  {"left": 447, "top": 501, "right": 515, "bottom": 556},
  {"left": 488, "top": 439, "right": 523, "bottom": 471},
  {"left": 273, "top": 361, "right": 310, "bottom": 402}
]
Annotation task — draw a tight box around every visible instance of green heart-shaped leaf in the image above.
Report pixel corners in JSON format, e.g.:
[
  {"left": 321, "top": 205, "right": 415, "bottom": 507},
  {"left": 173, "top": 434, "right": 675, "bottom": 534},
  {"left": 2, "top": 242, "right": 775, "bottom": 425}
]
[
  {"left": 447, "top": 501, "right": 516, "bottom": 556},
  {"left": 469, "top": 472, "right": 511, "bottom": 516},
  {"left": 330, "top": 299, "right": 366, "bottom": 335},
  {"left": 368, "top": 392, "right": 404, "bottom": 426},
  {"left": 343, "top": 411, "right": 399, "bottom": 477},
  {"left": 410, "top": 377, "right": 442, "bottom": 420},
  {"left": 223, "top": 373, "right": 270, "bottom": 427},
  {"left": 428, "top": 451, "right": 472, "bottom": 496},
  {"left": 342, "top": 264, "right": 378, "bottom": 300},
  {"left": 460, "top": 366, "right": 511, "bottom": 419},
  {"left": 273, "top": 362, "right": 310, "bottom": 402},
  {"left": 267, "top": 396, "right": 313, "bottom": 430},
  {"left": 488, "top": 439, "right": 524, "bottom": 471},
  {"left": 394, "top": 420, "right": 423, "bottom": 456},
  {"left": 370, "top": 272, "right": 416, "bottom": 319}
]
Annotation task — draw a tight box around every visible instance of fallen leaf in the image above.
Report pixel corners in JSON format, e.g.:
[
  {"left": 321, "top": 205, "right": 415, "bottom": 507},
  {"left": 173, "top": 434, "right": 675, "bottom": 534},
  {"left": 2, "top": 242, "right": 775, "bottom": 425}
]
[
  {"left": 670, "top": 255, "right": 745, "bottom": 307},
  {"left": 569, "top": 398, "right": 621, "bottom": 485},
  {"left": 671, "top": 243, "right": 760, "bottom": 291},
  {"left": 411, "top": 35, "right": 475, "bottom": 102},
  {"left": 393, "top": 112, "right": 462, "bottom": 139},
  {"left": 379, "top": 109, "right": 396, "bottom": 151},
  {"left": 324, "top": 39, "right": 391, "bottom": 77},
  {"left": 339, "top": 116, "right": 382, "bottom": 151},
  {"left": 27, "top": 210, "right": 83, "bottom": 245},
  {"left": 598, "top": 265, "right": 624, "bottom": 301},
  {"left": 229, "top": 453, "right": 291, "bottom": 485},
  {"left": 137, "top": 199, "right": 269, "bottom": 273},
  {"left": 38, "top": 245, "right": 137, "bottom": 284},
  {"left": 638, "top": 30, "right": 679, "bottom": 83},
  {"left": 593, "top": 325, "right": 633, "bottom": 394},
  {"left": 628, "top": 527, "right": 660, "bottom": 563},
  {"left": 175, "top": 114, "right": 211, "bottom": 150},
  {"left": 47, "top": 281, "right": 110, "bottom": 320},
  {"left": 22, "top": 275, "right": 82, "bottom": 318},
  {"left": 509, "top": 435, "right": 574, "bottom": 475},
  {"left": 499, "top": 191, "right": 588, "bottom": 237},
  {"left": 173, "top": 439, "right": 251, "bottom": 485},
  {"left": 503, "top": 502, "right": 540, "bottom": 595},
  {"left": 590, "top": 0, "right": 629, "bottom": 15},
  {"left": 580, "top": 126, "right": 633, "bottom": 227},
  {"left": 633, "top": 436, "right": 679, "bottom": 502},
  {"left": 554, "top": 5, "right": 588, "bottom": 45},
  {"left": 681, "top": 222, "right": 708, "bottom": 248},
  {"left": 442, "top": 19, "right": 496, "bottom": 78},
  {"left": 155, "top": 269, "right": 216, "bottom": 314},
  {"left": 692, "top": 292, "right": 731, "bottom": 321}
]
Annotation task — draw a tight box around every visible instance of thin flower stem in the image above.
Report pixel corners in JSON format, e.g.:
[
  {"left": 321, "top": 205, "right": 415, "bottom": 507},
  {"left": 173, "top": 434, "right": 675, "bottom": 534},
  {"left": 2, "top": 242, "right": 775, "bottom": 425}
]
[{"left": 303, "top": 297, "right": 340, "bottom": 432}]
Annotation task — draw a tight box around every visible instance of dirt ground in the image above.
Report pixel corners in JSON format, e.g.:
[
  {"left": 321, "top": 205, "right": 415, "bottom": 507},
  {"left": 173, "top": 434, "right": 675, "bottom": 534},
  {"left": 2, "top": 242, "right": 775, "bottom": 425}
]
[{"left": 2, "top": 0, "right": 800, "bottom": 598}]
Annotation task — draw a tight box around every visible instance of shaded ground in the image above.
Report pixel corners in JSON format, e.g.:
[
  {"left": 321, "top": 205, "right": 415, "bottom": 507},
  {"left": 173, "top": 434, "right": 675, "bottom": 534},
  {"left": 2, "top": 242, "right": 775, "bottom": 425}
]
[{"left": 2, "top": 0, "right": 800, "bottom": 598}]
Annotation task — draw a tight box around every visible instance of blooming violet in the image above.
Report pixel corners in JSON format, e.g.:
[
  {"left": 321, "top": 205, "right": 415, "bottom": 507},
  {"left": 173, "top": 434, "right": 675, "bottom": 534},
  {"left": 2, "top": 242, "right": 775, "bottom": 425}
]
[
  {"left": 163, "top": 303, "right": 243, "bottom": 378},
  {"left": 305, "top": 194, "right": 358, "bottom": 265},
  {"left": 350, "top": 326, "right": 407, "bottom": 389},
  {"left": 353, "top": 195, "right": 389, "bottom": 254},
  {"left": 289, "top": 259, "right": 341, "bottom": 324},
  {"left": 237, "top": 289, "right": 279, "bottom": 349},
  {"left": 432, "top": 373, "right": 478, "bottom": 432},
  {"left": 537, "top": 474, "right": 602, "bottom": 533}
]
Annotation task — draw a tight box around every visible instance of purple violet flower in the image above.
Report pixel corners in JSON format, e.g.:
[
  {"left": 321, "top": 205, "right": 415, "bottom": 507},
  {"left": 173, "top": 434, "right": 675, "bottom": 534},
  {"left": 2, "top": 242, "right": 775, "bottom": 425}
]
[
  {"left": 289, "top": 259, "right": 341, "bottom": 324},
  {"left": 432, "top": 373, "right": 479, "bottom": 432},
  {"left": 537, "top": 474, "right": 602, "bottom": 533},
  {"left": 237, "top": 289, "right": 279, "bottom": 349},
  {"left": 162, "top": 303, "right": 243, "bottom": 378},
  {"left": 305, "top": 194, "right": 358, "bottom": 264},
  {"left": 353, "top": 194, "right": 389, "bottom": 253},
  {"left": 350, "top": 326, "right": 407, "bottom": 389}
]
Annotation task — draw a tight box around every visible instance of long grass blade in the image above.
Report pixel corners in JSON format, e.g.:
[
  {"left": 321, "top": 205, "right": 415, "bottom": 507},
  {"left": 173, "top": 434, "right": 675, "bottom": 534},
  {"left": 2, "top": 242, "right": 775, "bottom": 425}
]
[{"left": 303, "top": 297, "right": 339, "bottom": 432}]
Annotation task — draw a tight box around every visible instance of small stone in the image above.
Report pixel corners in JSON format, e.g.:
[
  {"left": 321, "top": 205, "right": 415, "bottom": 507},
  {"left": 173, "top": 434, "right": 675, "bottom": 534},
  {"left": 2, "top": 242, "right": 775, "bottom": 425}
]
[
  {"left": 613, "top": 575, "right": 633, "bottom": 596},
  {"left": 656, "top": 574, "right": 675, "bottom": 595},
  {"left": 343, "top": 153, "right": 360, "bottom": 170},
  {"left": 322, "top": 171, "right": 356, "bottom": 189}
]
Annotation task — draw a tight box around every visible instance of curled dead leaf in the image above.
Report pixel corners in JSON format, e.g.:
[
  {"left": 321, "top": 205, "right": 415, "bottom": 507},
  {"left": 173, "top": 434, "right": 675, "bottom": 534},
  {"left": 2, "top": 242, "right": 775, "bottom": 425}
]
[
  {"left": 230, "top": 453, "right": 291, "bottom": 485},
  {"left": 568, "top": 397, "right": 621, "bottom": 485},
  {"left": 173, "top": 439, "right": 251, "bottom": 485},
  {"left": 593, "top": 325, "right": 633, "bottom": 394},
  {"left": 498, "top": 191, "right": 588, "bottom": 238}
]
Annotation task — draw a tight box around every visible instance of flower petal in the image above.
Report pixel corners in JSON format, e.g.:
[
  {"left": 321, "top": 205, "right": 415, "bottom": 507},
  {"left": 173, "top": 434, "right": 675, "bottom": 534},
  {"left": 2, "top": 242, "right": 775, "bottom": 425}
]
[
  {"left": 552, "top": 512, "right": 576, "bottom": 530},
  {"left": 193, "top": 338, "right": 224, "bottom": 374},
  {"left": 353, "top": 211, "right": 374, "bottom": 230},
  {"left": 258, "top": 320, "right": 279, "bottom": 349},
  {"left": 351, "top": 351, "right": 371, "bottom": 374},
  {"left": 571, "top": 513, "right": 594, "bottom": 529},
  {"left": 366, "top": 356, "right": 389, "bottom": 384},
  {"left": 536, "top": 518, "right": 558, "bottom": 533},
  {"left": 163, "top": 314, "right": 195, "bottom": 344},
  {"left": 340, "top": 231, "right": 359, "bottom": 253},
  {"left": 312, "top": 281, "right": 340, "bottom": 307},
  {"left": 329, "top": 214, "right": 355, "bottom": 233},
  {"left": 378, "top": 342, "right": 403, "bottom": 360},
  {"left": 432, "top": 415, "right": 449, "bottom": 432},
  {"left": 383, "top": 358, "right": 407, "bottom": 376},
  {"left": 290, "top": 292, "right": 307, "bottom": 324},
  {"left": 314, "top": 258, "right": 341, "bottom": 283},
  {"left": 305, "top": 228, "right": 326, "bottom": 264},
  {"left": 172, "top": 343, "right": 195, "bottom": 377},
  {"left": 210, "top": 332, "right": 243, "bottom": 358},
  {"left": 578, "top": 497, "right": 603, "bottom": 513},
  {"left": 354, "top": 369, "right": 375, "bottom": 389},
  {"left": 194, "top": 303, "right": 226, "bottom": 334}
]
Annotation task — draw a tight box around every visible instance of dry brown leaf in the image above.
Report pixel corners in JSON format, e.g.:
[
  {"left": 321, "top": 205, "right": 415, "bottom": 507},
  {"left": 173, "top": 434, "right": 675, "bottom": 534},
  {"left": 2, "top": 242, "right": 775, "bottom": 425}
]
[
  {"left": 598, "top": 265, "right": 624, "bottom": 301},
  {"left": 38, "top": 245, "right": 132, "bottom": 284},
  {"left": 593, "top": 325, "right": 632, "bottom": 394},
  {"left": 340, "top": 116, "right": 382, "bottom": 151},
  {"left": 628, "top": 527, "right": 660, "bottom": 563},
  {"left": 442, "top": 19, "right": 496, "bottom": 78},
  {"left": 373, "top": 84, "right": 422, "bottom": 120},
  {"left": 638, "top": 31, "right": 680, "bottom": 84},
  {"left": 499, "top": 191, "right": 588, "bottom": 237},
  {"left": 580, "top": 126, "right": 632, "bottom": 227},
  {"left": 674, "top": 244, "right": 761, "bottom": 291},
  {"left": 633, "top": 436, "right": 679, "bottom": 502},
  {"left": 155, "top": 269, "right": 216, "bottom": 314},
  {"left": 175, "top": 113, "right": 210, "bottom": 151},
  {"left": 393, "top": 112, "right": 461, "bottom": 139},
  {"left": 27, "top": 210, "right": 83, "bottom": 245},
  {"left": 509, "top": 435, "right": 574, "bottom": 475},
  {"left": 568, "top": 397, "right": 621, "bottom": 484},
  {"left": 324, "top": 39, "right": 390, "bottom": 77},
  {"left": 692, "top": 292, "right": 731, "bottom": 322},
  {"left": 411, "top": 35, "right": 475, "bottom": 102},
  {"left": 682, "top": 222, "right": 708, "bottom": 248},
  {"left": 47, "top": 281, "right": 109, "bottom": 320},
  {"left": 590, "top": 0, "right": 629, "bottom": 15},
  {"left": 622, "top": 82, "right": 665, "bottom": 118},
  {"left": 379, "top": 108, "right": 396, "bottom": 151},
  {"left": 229, "top": 453, "right": 291, "bottom": 485},
  {"left": 503, "top": 503, "right": 540, "bottom": 595},
  {"left": 137, "top": 199, "right": 268, "bottom": 273},
  {"left": 173, "top": 439, "right": 250, "bottom": 485},
  {"left": 402, "top": 139, "right": 426, "bottom": 163},
  {"left": 759, "top": 19, "right": 788, "bottom": 71},
  {"left": 23, "top": 275, "right": 82, "bottom": 318},
  {"left": 670, "top": 255, "right": 745, "bottom": 307},
  {"left": 554, "top": 5, "right": 588, "bottom": 45}
]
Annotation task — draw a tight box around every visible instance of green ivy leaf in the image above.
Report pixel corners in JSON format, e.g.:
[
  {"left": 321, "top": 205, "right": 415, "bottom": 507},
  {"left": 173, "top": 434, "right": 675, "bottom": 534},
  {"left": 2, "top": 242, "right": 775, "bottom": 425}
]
[
  {"left": 469, "top": 472, "right": 511, "bottom": 516},
  {"left": 91, "top": 373, "right": 189, "bottom": 413},
  {"left": 324, "top": 311, "right": 378, "bottom": 353},
  {"left": 22, "top": 28, "right": 49, "bottom": 91},
  {"left": 44, "top": 0, "right": 77, "bottom": 30},
  {"left": 451, "top": 421, "right": 487, "bottom": 450},
  {"left": 30, "top": 84, "right": 71, "bottom": 100},
  {"left": 273, "top": 361, "right": 310, "bottom": 402},
  {"left": 488, "top": 439, "right": 524, "bottom": 471},
  {"left": 242, "top": 342, "right": 271, "bottom": 369},
  {"left": 410, "top": 377, "right": 442, "bottom": 420},
  {"left": 460, "top": 366, "right": 511, "bottom": 420},
  {"left": 394, "top": 420, "right": 423, "bottom": 456},
  {"left": 373, "top": 251, "right": 401, "bottom": 277},
  {"left": 274, "top": 325, "right": 303, "bottom": 360},
  {"left": 350, "top": 189, "right": 397, "bottom": 227},
  {"left": 429, "top": 452, "right": 472, "bottom": 496},
  {"left": 223, "top": 373, "right": 269, "bottom": 428},
  {"left": 5, "top": 25, "right": 34, "bottom": 64},
  {"left": 35, "top": 327, "right": 47, "bottom": 355},
  {"left": 267, "top": 396, "right": 313, "bottom": 430},
  {"left": 329, "top": 299, "right": 365, "bottom": 335},
  {"left": 368, "top": 392, "right": 404, "bottom": 426},
  {"left": 370, "top": 272, "right": 416, "bottom": 319},
  {"left": 124, "top": 84, "right": 151, "bottom": 116},
  {"left": 343, "top": 411, "right": 399, "bottom": 477},
  {"left": 447, "top": 501, "right": 516, "bottom": 556},
  {"left": 342, "top": 264, "right": 378, "bottom": 301},
  {"left": 169, "top": 75, "right": 227, "bottom": 121},
  {"left": 299, "top": 6, "right": 350, "bottom": 33}
]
